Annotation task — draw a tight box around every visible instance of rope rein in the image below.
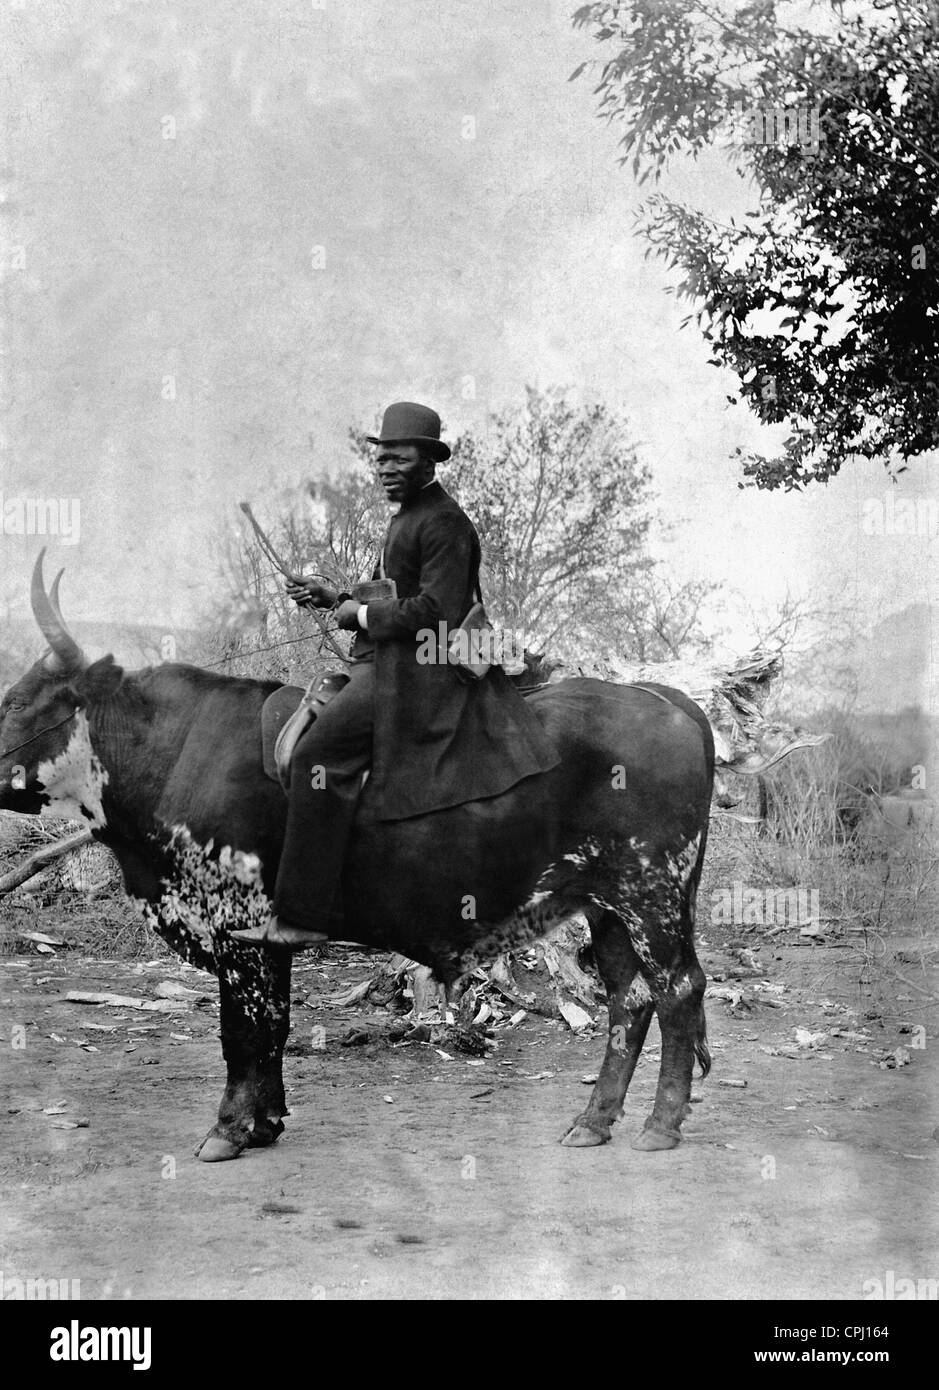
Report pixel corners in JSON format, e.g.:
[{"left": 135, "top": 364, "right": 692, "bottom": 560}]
[
  {"left": 1, "top": 706, "right": 81, "bottom": 761},
  {"left": 203, "top": 630, "right": 345, "bottom": 671}
]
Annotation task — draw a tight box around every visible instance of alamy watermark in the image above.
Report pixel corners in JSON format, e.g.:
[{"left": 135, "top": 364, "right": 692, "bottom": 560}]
[
  {"left": 0, "top": 1269, "right": 81, "bottom": 1299},
  {"left": 416, "top": 622, "right": 528, "bottom": 670},
  {"left": 729, "top": 101, "right": 824, "bottom": 150},
  {"left": 710, "top": 881, "right": 819, "bottom": 927},
  {"left": 862, "top": 492, "right": 938, "bottom": 538},
  {"left": 0, "top": 495, "right": 81, "bottom": 544},
  {"left": 862, "top": 1271, "right": 938, "bottom": 1300},
  {"left": 690, "top": 101, "right": 825, "bottom": 150},
  {"left": 50, "top": 1321, "right": 151, "bottom": 1370}
]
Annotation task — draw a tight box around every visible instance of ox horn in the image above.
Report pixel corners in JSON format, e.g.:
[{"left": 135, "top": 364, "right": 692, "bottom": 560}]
[
  {"left": 49, "top": 567, "right": 68, "bottom": 624},
  {"left": 31, "top": 548, "right": 85, "bottom": 670}
]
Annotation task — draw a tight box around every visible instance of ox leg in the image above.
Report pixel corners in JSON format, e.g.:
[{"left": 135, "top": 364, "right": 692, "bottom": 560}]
[
  {"left": 633, "top": 939, "right": 709, "bottom": 1153},
  {"left": 247, "top": 951, "right": 291, "bottom": 1148},
  {"left": 196, "top": 945, "right": 292, "bottom": 1163},
  {"left": 561, "top": 910, "right": 654, "bottom": 1148}
]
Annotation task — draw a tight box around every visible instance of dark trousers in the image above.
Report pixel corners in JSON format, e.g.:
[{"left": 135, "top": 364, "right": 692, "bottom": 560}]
[{"left": 273, "top": 661, "right": 374, "bottom": 930}]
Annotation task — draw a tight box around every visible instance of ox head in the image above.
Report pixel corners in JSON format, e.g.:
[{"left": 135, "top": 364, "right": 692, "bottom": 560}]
[{"left": 0, "top": 550, "right": 123, "bottom": 822}]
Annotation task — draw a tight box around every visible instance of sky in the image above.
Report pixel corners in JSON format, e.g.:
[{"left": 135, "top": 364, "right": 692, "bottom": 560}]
[{"left": 1, "top": 0, "right": 935, "bottom": 712}]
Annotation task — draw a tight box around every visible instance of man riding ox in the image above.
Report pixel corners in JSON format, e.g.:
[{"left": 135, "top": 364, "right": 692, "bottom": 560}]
[
  {"left": 233, "top": 401, "right": 560, "bottom": 951},
  {"left": 1, "top": 507, "right": 714, "bottom": 1155}
]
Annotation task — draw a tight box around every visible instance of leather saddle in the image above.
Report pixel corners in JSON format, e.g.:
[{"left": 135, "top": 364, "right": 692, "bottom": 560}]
[
  {"left": 260, "top": 659, "right": 548, "bottom": 793},
  {"left": 260, "top": 672, "right": 350, "bottom": 790},
  {"left": 260, "top": 685, "right": 303, "bottom": 785}
]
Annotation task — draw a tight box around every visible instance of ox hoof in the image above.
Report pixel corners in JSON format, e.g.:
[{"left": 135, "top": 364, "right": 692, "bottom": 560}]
[
  {"left": 631, "top": 1125, "right": 681, "bottom": 1152},
  {"left": 560, "top": 1122, "right": 610, "bottom": 1148},
  {"left": 247, "top": 1119, "right": 285, "bottom": 1148},
  {"left": 195, "top": 1134, "right": 243, "bottom": 1163}
]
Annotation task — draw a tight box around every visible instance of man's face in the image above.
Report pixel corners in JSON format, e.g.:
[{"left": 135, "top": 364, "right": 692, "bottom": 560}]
[{"left": 375, "top": 444, "right": 434, "bottom": 505}]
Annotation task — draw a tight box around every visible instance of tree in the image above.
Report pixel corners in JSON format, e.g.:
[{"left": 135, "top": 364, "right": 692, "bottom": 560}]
[
  {"left": 442, "top": 388, "right": 652, "bottom": 660},
  {"left": 739, "top": 587, "right": 864, "bottom": 709},
  {"left": 444, "top": 387, "right": 717, "bottom": 663},
  {"left": 609, "top": 571, "right": 717, "bottom": 661},
  {"left": 572, "top": 0, "right": 939, "bottom": 490}
]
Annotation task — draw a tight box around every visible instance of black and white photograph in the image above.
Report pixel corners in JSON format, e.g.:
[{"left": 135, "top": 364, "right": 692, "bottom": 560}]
[{"left": 1, "top": 0, "right": 936, "bottom": 1334}]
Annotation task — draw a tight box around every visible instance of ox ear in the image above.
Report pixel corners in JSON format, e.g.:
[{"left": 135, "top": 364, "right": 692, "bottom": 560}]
[{"left": 74, "top": 655, "right": 124, "bottom": 701}]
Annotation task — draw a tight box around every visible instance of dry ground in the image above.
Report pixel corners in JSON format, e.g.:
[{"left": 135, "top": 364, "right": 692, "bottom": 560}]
[{"left": 2, "top": 923, "right": 937, "bottom": 1300}]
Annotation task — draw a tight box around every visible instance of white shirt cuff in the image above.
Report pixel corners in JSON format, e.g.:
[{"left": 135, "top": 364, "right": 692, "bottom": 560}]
[{"left": 357, "top": 604, "right": 369, "bottom": 630}]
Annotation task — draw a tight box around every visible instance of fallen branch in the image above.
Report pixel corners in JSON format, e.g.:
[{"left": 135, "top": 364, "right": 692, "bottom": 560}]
[
  {"left": 15, "top": 929, "right": 67, "bottom": 948},
  {"left": 549, "top": 647, "right": 827, "bottom": 781},
  {"left": 885, "top": 969, "right": 939, "bottom": 1002},
  {"left": 0, "top": 828, "right": 93, "bottom": 897}
]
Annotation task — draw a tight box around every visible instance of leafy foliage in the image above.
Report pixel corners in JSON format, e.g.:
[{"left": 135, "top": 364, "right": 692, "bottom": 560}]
[
  {"left": 443, "top": 387, "right": 651, "bottom": 651},
  {"left": 573, "top": 0, "right": 939, "bottom": 488},
  {"left": 443, "top": 387, "right": 714, "bottom": 661}
]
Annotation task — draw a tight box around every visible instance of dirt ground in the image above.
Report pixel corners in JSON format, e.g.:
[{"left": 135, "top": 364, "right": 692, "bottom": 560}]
[{"left": 1, "top": 931, "right": 937, "bottom": 1301}]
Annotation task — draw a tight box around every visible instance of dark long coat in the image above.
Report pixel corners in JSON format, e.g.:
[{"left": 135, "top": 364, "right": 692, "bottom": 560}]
[{"left": 352, "top": 480, "right": 559, "bottom": 820}]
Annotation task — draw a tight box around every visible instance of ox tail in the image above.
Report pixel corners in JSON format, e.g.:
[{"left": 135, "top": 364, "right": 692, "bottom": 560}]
[{"left": 694, "top": 1022, "right": 712, "bottom": 1080}]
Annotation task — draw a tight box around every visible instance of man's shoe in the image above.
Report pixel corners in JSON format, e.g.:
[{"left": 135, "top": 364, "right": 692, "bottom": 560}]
[{"left": 231, "top": 914, "right": 330, "bottom": 953}]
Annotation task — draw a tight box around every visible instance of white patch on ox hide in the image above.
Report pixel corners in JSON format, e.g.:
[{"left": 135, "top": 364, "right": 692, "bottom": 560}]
[
  {"left": 672, "top": 971, "right": 695, "bottom": 1000},
  {"left": 456, "top": 861, "right": 585, "bottom": 973},
  {"left": 35, "top": 712, "right": 108, "bottom": 827},
  {"left": 666, "top": 831, "right": 702, "bottom": 886},
  {"left": 562, "top": 836, "right": 602, "bottom": 872},
  {"left": 626, "top": 929, "right": 660, "bottom": 982},
  {"left": 133, "top": 831, "right": 286, "bottom": 1029},
  {"left": 146, "top": 826, "right": 271, "bottom": 963},
  {"left": 624, "top": 974, "right": 654, "bottom": 1008},
  {"left": 627, "top": 835, "right": 653, "bottom": 870}
]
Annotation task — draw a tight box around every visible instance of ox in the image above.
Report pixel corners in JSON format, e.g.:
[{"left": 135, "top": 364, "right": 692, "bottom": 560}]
[{"left": 0, "top": 553, "right": 715, "bottom": 1160}]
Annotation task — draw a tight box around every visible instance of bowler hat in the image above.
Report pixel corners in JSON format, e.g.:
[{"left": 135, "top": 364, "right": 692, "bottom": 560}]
[{"left": 366, "top": 401, "right": 451, "bottom": 461}]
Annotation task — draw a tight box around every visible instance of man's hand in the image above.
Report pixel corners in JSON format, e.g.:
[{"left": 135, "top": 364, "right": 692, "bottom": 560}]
[
  {"left": 286, "top": 576, "right": 338, "bottom": 610},
  {"left": 334, "top": 599, "right": 362, "bottom": 631}
]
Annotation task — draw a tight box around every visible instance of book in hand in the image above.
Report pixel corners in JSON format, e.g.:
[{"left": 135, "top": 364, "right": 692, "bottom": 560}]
[{"left": 351, "top": 578, "right": 397, "bottom": 602}]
